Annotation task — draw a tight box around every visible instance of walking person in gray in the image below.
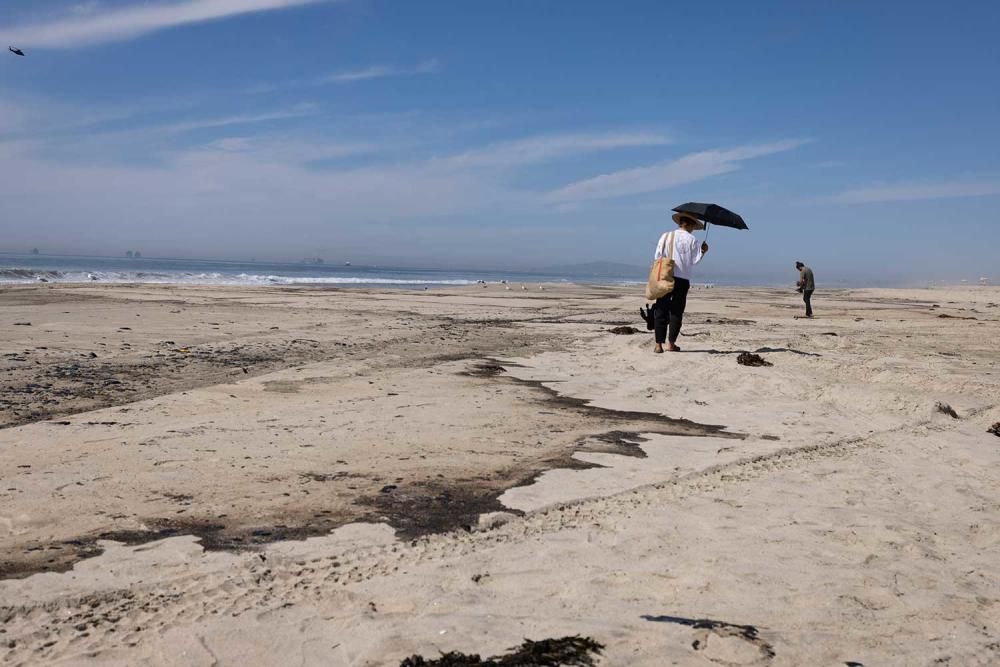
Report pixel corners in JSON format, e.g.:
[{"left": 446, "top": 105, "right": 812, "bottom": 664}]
[{"left": 795, "top": 261, "right": 815, "bottom": 317}]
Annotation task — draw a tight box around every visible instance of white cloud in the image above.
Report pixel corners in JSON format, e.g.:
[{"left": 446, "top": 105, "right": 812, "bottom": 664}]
[
  {"left": 201, "top": 135, "right": 379, "bottom": 163},
  {"left": 246, "top": 59, "right": 441, "bottom": 93},
  {"left": 439, "top": 131, "right": 671, "bottom": 169},
  {"left": 0, "top": 101, "right": 34, "bottom": 136},
  {"left": 71, "top": 1, "right": 103, "bottom": 17},
  {"left": 320, "top": 59, "right": 441, "bottom": 84},
  {"left": 545, "top": 139, "right": 808, "bottom": 204},
  {"left": 832, "top": 179, "right": 1000, "bottom": 204},
  {"left": 0, "top": 104, "right": 782, "bottom": 259},
  {"left": 0, "top": 123, "right": 674, "bottom": 251},
  {"left": 157, "top": 106, "right": 317, "bottom": 133},
  {"left": 0, "top": 92, "right": 155, "bottom": 138},
  {"left": 321, "top": 65, "right": 396, "bottom": 83},
  {"left": 0, "top": 0, "right": 338, "bottom": 49}
]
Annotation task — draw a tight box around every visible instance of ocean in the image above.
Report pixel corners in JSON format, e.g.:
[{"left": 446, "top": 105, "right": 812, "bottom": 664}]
[{"left": 0, "top": 254, "right": 639, "bottom": 288}]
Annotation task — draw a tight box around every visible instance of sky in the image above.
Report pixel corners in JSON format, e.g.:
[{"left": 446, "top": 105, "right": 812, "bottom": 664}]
[{"left": 1, "top": 0, "right": 998, "bottom": 283}]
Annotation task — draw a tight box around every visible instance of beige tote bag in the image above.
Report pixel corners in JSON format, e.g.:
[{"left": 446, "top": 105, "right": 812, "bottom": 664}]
[{"left": 645, "top": 232, "right": 675, "bottom": 300}]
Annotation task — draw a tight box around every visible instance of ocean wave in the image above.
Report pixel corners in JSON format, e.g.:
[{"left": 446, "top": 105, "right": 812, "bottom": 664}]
[
  {"left": 263, "top": 275, "right": 474, "bottom": 285},
  {"left": 0, "top": 268, "right": 475, "bottom": 286}
]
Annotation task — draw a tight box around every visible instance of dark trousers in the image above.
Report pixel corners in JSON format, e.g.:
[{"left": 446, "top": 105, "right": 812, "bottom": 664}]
[
  {"left": 803, "top": 289, "right": 814, "bottom": 317},
  {"left": 653, "top": 277, "right": 690, "bottom": 344}
]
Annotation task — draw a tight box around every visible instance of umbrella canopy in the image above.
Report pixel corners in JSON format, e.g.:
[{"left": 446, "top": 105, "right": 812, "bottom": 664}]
[{"left": 672, "top": 202, "right": 748, "bottom": 230}]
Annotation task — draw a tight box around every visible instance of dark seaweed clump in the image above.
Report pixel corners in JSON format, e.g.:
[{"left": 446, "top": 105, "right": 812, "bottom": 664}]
[
  {"left": 399, "top": 636, "right": 604, "bottom": 666},
  {"left": 736, "top": 352, "right": 772, "bottom": 367},
  {"left": 988, "top": 422, "right": 1000, "bottom": 437},
  {"left": 609, "top": 326, "right": 640, "bottom": 335},
  {"left": 934, "top": 402, "right": 959, "bottom": 419}
]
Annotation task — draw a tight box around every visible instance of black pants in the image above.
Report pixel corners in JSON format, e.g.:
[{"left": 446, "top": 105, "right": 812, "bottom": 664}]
[
  {"left": 653, "top": 277, "right": 690, "bottom": 344},
  {"left": 803, "top": 289, "right": 814, "bottom": 317}
]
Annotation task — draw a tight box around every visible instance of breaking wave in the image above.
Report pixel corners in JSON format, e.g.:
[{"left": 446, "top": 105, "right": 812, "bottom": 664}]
[{"left": 0, "top": 268, "right": 475, "bottom": 286}]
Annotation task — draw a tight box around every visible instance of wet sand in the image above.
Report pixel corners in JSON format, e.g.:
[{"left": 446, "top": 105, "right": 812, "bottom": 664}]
[{"left": 1, "top": 283, "right": 999, "bottom": 665}]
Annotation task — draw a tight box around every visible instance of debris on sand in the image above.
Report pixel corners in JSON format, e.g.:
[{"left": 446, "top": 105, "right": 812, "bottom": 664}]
[
  {"left": 609, "top": 326, "right": 640, "bottom": 335},
  {"left": 638, "top": 305, "right": 653, "bottom": 329},
  {"left": 641, "top": 614, "right": 775, "bottom": 662},
  {"left": 476, "top": 511, "right": 516, "bottom": 531},
  {"left": 399, "top": 636, "right": 604, "bottom": 666},
  {"left": 13, "top": 322, "right": 31, "bottom": 326},
  {"left": 736, "top": 352, "right": 772, "bottom": 367},
  {"left": 462, "top": 362, "right": 507, "bottom": 378},
  {"left": 704, "top": 317, "right": 755, "bottom": 326},
  {"left": 934, "top": 402, "right": 959, "bottom": 419},
  {"left": 988, "top": 422, "right": 1000, "bottom": 437}
]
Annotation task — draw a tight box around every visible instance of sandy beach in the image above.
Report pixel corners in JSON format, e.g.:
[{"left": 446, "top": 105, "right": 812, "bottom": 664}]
[{"left": 1, "top": 282, "right": 998, "bottom": 666}]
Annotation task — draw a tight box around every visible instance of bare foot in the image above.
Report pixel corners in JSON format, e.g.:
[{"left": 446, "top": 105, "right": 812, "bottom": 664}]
[
  {"left": 654, "top": 344, "right": 664, "bottom": 354},
  {"left": 666, "top": 343, "right": 681, "bottom": 352}
]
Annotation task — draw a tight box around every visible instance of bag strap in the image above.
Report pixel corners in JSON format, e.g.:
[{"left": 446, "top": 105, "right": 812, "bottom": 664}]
[{"left": 656, "top": 231, "right": 676, "bottom": 260}]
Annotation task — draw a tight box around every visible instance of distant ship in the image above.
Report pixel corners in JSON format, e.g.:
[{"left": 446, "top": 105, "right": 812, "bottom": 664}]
[{"left": 345, "top": 261, "right": 351, "bottom": 266}]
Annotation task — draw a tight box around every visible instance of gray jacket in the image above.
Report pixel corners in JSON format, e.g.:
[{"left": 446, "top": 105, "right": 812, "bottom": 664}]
[{"left": 798, "top": 267, "right": 815, "bottom": 291}]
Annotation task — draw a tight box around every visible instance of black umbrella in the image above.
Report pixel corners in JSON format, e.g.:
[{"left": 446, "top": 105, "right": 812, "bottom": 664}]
[
  {"left": 671, "top": 202, "right": 747, "bottom": 249},
  {"left": 672, "top": 202, "right": 748, "bottom": 230}
]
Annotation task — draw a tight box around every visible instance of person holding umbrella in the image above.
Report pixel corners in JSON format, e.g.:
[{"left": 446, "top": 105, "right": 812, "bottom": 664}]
[
  {"left": 650, "top": 212, "right": 709, "bottom": 353},
  {"left": 641, "top": 203, "right": 747, "bottom": 352}
]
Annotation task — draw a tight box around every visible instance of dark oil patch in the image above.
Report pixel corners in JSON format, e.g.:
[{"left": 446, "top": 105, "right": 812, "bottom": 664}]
[
  {"left": 0, "top": 512, "right": 358, "bottom": 580},
  {"left": 0, "top": 339, "right": 341, "bottom": 429},
  {"left": 1, "top": 356, "right": 740, "bottom": 580},
  {"left": 474, "top": 361, "right": 740, "bottom": 440},
  {"left": 357, "top": 479, "right": 521, "bottom": 539}
]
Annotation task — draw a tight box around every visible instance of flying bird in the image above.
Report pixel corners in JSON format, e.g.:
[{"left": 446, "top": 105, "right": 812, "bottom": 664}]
[{"left": 9, "top": 47, "right": 25, "bottom": 56}]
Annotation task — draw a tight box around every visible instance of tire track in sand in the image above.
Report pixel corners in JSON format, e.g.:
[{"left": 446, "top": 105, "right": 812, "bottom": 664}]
[{"left": 2, "top": 411, "right": 954, "bottom": 665}]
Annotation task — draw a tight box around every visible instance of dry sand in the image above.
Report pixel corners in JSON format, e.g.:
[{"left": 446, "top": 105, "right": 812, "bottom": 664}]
[{"left": 1, "top": 283, "right": 998, "bottom": 666}]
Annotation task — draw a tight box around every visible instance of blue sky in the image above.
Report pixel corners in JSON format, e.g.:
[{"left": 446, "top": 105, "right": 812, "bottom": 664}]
[{"left": 1, "top": 0, "right": 998, "bottom": 282}]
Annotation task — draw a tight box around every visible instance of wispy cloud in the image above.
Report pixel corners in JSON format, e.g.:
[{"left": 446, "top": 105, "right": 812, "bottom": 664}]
[
  {"left": 545, "top": 139, "right": 808, "bottom": 204},
  {"left": 246, "top": 59, "right": 441, "bottom": 94},
  {"left": 157, "top": 105, "right": 317, "bottom": 133},
  {"left": 319, "top": 59, "right": 441, "bottom": 84},
  {"left": 0, "top": 91, "right": 183, "bottom": 140},
  {"left": 439, "top": 131, "right": 671, "bottom": 169},
  {"left": 202, "top": 135, "right": 380, "bottom": 163},
  {"left": 70, "top": 1, "right": 103, "bottom": 17},
  {"left": 831, "top": 179, "right": 1000, "bottom": 204},
  {"left": 0, "top": 0, "right": 338, "bottom": 49}
]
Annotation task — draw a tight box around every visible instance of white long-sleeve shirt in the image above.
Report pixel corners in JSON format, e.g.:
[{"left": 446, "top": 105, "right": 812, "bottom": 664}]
[{"left": 653, "top": 229, "right": 704, "bottom": 280}]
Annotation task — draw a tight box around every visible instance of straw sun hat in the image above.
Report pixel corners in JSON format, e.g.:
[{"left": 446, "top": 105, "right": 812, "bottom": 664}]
[{"left": 671, "top": 212, "right": 705, "bottom": 230}]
